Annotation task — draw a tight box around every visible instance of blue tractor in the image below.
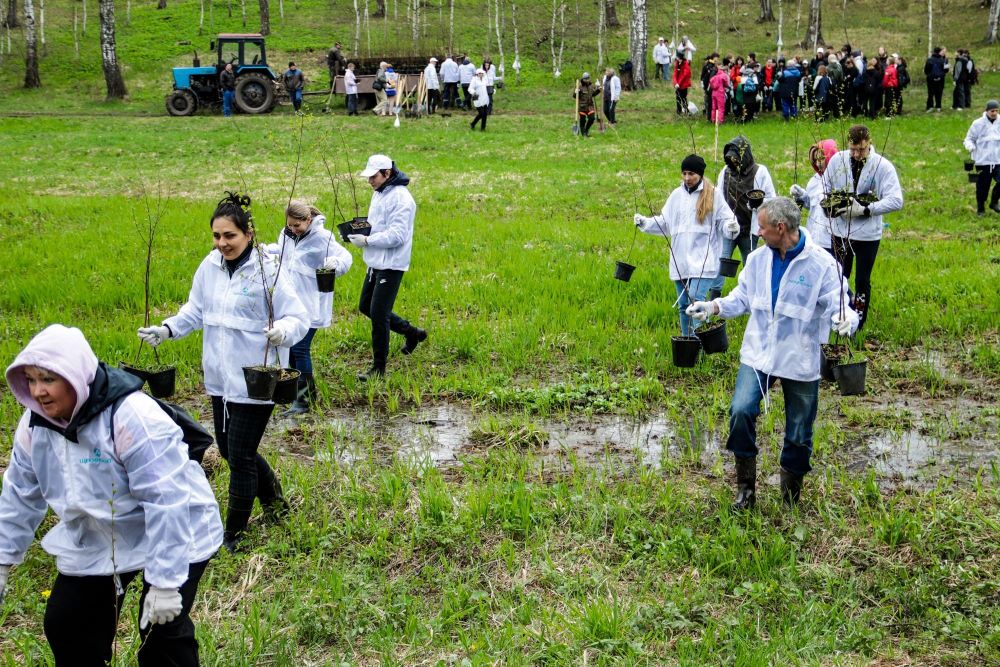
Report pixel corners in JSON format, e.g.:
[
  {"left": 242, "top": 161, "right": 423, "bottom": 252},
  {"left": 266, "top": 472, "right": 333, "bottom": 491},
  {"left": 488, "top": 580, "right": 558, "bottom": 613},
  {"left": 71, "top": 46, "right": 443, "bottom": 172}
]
[{"left": 166, "top": 34, "right": 279, "bottom": 116}]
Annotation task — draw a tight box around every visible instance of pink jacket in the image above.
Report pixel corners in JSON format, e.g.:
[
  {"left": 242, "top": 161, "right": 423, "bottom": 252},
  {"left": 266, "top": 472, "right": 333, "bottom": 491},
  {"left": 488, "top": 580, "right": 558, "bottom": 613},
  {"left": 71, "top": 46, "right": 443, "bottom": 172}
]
[{"left": 709, "top": 70, "right": 731, "bottom": 95}]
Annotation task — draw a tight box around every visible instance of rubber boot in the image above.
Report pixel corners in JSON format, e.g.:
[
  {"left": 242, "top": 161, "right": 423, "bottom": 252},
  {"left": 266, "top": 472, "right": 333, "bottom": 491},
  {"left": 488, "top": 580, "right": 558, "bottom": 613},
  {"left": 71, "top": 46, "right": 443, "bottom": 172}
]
[
  {"left": 223, "top": 495, "right": 254, "bottom": 553},
  {"left": 357, "top": 364, "right": 386, "bottom": 382},
  {"left": 261, "top": 476, "right": 291, "bottom": 524},
  {"left": 779, "top": 467, "right": 804, "bottom": 506},
  {"left": 402, "top": 328, "right": 428, "bottom": 355},
  {"left": 732, "top": 456, "right": 757, "bottom": 510},
  {"left": 707, "top": 288, "right": 722, "bottom": 301},
  {"left": 280, "top": 372, "right": 314, "bottom": 417}
]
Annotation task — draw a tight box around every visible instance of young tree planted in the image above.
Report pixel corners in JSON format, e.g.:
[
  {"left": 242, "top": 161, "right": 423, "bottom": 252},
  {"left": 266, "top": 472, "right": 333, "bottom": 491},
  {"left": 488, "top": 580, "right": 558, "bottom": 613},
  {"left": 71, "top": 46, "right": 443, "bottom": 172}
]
[
  {"left": 23, "top": 0, "right": 39, "bottom": 88},
  {"left": 99, "top": 0, "right": 127, "bottom": 99}
]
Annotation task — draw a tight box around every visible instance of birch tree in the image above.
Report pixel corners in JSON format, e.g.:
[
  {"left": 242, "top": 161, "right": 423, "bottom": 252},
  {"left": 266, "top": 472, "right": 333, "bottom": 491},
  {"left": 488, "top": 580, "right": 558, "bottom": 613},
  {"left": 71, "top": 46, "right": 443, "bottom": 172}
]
[
  {"left": 628, "top": 0, "right": 647, "bottom": 89},
  {"left": 987, "top": 0, "right": 999, "bottom": 43},
  {"left": 38, "top": 0, "right": 44, "bottom": 52},
  {"left": 714, "top": 0, "right": 720, "bottom": 51},
  {"left": 926, "top": 0, "right": 932, "bottom": 57},
  {"left": 597, "top": 0, "right": 605, "bottom": 70},
  {"left": 353, "top": 0, "right": 360, "bottom": 53},
  {"left": 99, "top": 0, "right": 126, "bottom": 98},
  {"left": 23, "top": 0, "right": 39, "bottom": 87},
  {"left": 758, "top": 0, "right": 774, "bottom": 21},
  {"left": 802, "top": 0, "right": 822, "bottom": 48},
  {"left": 494, "top": 0, "right": 504, "bottom": 77},
  {"left": 258, "top": 0, "right": 269, "bottom": 35},
  {"left": 448, "top": 0, "right": 454, "bottom": 50}
]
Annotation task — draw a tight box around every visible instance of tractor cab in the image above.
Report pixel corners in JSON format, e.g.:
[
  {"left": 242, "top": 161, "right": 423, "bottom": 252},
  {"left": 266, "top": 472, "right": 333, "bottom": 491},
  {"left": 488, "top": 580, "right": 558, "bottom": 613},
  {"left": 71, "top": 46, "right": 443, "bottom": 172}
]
[{"left": 167, "top": 33, "right": 279, "bottom": 117}]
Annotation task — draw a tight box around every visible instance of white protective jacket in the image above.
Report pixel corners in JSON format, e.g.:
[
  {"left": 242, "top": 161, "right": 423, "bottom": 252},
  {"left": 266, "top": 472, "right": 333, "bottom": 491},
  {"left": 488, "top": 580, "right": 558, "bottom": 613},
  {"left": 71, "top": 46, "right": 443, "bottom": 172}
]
[
  {"left": 440, "top": 58, "right": 460, "bottom": 83},
  {"left": 423, "top": 63, "right": 440, "bottom": 90},
  {"left": 637, "top": 180, "right": 738, "bottom": 281},
  {"left": 363, "top": 172, "right": 417, "bottom": 271},
  {"left": 163, "top": 247, "right": 309, "bottom": 403},
  {"left": 716, "top": 164, "right": 777, "bottom": 237},
  {"left": 606, "top": 75, "right": 622, "bottom": 101},
  {"left": 964, "top": 113, "right": 1000, "bottom": 167},
  {"left": 484, "top": 65, "right": 496, "bottom": 86},
  {"left": 653, "top": 43, "right": 672, "bottom": 66},
  {"left": 715, "top": 230, "right": 857, "bottom": 381},
  {"left": 345, "top": 70, "right": 358, "bottom": 95},
  {"left": 801, "top": 174, "right": 833, "bottom": 250},
  {"left": 269, "top": 216, "right": 352, "bottom": 329},
  {"left": 0, "top": 325, "right": 223, "bottom": 587},
  {"left": 459, "top": 62, "right": 476, "bottom": 85},
  {"left": 822, "top": 147, "right": 903, "bottom": 241},
  {"left": 469, "top": 76, "right": 489, "bottom": 108}
]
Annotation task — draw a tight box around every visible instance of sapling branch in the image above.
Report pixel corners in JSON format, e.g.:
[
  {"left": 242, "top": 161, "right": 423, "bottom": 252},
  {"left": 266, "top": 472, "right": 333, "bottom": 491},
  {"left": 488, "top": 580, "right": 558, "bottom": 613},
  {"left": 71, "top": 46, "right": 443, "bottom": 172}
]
[{"left": 337, "top": 128, "right": 361, "bottom": 218}]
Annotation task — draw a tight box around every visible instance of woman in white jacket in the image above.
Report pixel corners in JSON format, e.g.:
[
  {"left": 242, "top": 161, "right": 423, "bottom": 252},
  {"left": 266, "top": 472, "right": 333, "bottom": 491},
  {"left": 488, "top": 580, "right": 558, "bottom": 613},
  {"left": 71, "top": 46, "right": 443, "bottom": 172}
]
[
  {"left": 469, "top": 68, "right": 490, "bottom": 131},
  {"left": 267, "top": 200, "right": 352, "bottom": 416},
  {"left": 633, "top": 154, "right": 740, "bottom": 336},
  {"left": 964, "top": 99, "right": 1000, "bottom": 216},
  {"left": 0, "top": 325, "right": 223, "bottom": 666},
  {"left": 790, "top": 139, "right": 838, "bottom": 254},
  {"left": 138, "top": 192, "right": 308, "bottom": 551}
]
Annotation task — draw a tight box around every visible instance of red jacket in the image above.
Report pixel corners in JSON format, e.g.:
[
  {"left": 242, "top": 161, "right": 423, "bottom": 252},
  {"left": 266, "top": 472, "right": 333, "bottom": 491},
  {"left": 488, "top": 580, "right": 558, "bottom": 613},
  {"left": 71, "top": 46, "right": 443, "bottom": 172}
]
[
  {"left": 882, "top": 64, "right": 898, "bottom": 88},
  {"left": 764, "top": 64, "right": 775, "bottom": 86},
  {"left": 673, "top": 60, "right": 691, "bottom": 89}
]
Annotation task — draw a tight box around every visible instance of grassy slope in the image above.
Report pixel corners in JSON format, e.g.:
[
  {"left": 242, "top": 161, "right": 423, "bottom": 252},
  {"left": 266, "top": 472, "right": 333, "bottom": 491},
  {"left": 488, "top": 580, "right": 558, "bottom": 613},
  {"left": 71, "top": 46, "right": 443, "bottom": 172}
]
[{"left": 0, "top": 0, "right": 998, "bottom": 112}]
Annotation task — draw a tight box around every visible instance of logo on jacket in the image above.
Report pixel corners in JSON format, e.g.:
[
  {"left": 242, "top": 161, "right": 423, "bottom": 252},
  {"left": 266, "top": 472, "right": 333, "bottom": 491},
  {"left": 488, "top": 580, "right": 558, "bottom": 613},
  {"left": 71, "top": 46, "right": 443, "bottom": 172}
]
[
  {"left": 80, "top": 447, "right": 112, "bottom": 465},
  {"left": 792, "top": 274, "right": 813, "bottom": 289}
]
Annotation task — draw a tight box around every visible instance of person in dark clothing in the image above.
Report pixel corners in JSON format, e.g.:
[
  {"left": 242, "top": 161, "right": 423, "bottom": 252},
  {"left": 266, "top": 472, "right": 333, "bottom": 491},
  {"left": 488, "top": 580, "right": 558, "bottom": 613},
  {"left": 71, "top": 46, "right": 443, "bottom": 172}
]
[
  {"left": 701, "top": 54, "right": 719, "bottom": 121},
  {"left": 841, "top": 57, "right": 859, "bottom": 117},
  {"left": 602, "top": 68, "right": 621, "bottom": 124},
  {"left": 327, "top": 42, "right": 347, "bottom": 90},
  {"left": 895, "top": 55, "right": 910, "bottom": 114},
  {"left": 924, "top": 46, "right": 949, "bottom": 111},
  {"left": 220, "top": 63, "right": 236, "bottom": 117},
  {"left": 813, "top": 65, "right": 832, "bottom": 120},
  {"left": 776, "top": 58, "right": 802, "bottom": 120},
  {"left": 574, "top": 72, "right": 602, "bottom": 137},
  {"left": 860, "top": 58, "right": 882, "bottom": 119},
  {"left": 952, "top": 49, "right": 973, "bottom": 110},
  {"left": 283, "top": 62, "right": 305, "bottom": 114}
]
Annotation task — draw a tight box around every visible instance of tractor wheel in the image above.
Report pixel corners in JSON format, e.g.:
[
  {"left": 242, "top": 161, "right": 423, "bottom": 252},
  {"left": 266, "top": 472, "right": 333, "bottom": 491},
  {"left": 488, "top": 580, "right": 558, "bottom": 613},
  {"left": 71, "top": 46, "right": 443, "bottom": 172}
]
[
  {"left": 234, "top": 73, "right": 276, "bottom": 114},
  {"left": 166, "top": 90, "right": 197, "bottom": 116}
]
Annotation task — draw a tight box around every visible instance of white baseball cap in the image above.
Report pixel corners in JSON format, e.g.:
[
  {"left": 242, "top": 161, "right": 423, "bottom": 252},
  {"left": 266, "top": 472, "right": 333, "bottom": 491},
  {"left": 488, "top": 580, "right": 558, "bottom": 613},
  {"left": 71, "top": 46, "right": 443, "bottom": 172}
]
[
  {"left": 360, "top": 154, "right": 393, "bottom": 177},
  {"left": 430, "top": 57, "right": 438, "bottom": 63}
]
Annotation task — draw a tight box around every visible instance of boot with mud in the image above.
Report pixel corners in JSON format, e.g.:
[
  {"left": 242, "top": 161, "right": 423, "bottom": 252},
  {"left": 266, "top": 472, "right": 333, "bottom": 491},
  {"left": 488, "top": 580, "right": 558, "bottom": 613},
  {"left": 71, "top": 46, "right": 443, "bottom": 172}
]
[
  {"left": 779, "top": 467, "right": 804, "bottom": 506},
  {"left": 280, "top": 372, "right": 314, "bottom": 417},
  {"left": 357, "top": 364, "right": 386, "bottom": 382},
  {"left": 732, "top": 456, "right": 757, "bottom": 510},
  {"left": 402, "top": 328, "right": 427, "bottom": 355}
]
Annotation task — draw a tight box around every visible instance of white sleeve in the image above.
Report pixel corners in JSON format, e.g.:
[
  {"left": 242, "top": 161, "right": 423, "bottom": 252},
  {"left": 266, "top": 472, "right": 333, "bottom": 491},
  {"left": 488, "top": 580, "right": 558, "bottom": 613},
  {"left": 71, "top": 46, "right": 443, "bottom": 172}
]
[
  {"left": 366, "top": 192, "right": 415, "bottom": 249},
  {"left": 717, "top": 259, "right": 752, "bottom": 318},
  {"left": 963, "top": 121, "right": 979, "bottom": 153},
  {"left": 270, "top": 271, "right": 309, "bottom": 348},
  {"left": 0, "top": 414, "right": 48, "bottom": 567},
  {"left": 715, "top": 189, "right": 738, "bottom": 239},
  {"left": 163, "top": 260, "right": 208, "bottom": 338},
  {"left": 759, "top": 166, "right": 777, "bottom": 199},
  {"left": 870, "top": 161, "right": 903, "bottom": 216},
  {"left": 325, "top": 238, "right": 354, "bottom": 276}
]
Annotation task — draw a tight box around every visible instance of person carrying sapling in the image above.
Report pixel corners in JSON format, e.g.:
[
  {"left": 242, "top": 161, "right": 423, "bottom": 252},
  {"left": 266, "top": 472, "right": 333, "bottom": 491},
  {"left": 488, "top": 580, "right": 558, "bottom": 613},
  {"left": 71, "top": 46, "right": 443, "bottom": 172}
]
[
  {"left": 790, "top": 139, "right": 839, "bottom": 254},
  {"left": 0, "top": 325, "right": 223, "bottom": 666},
  {"left": 264, "top": 199, "right": 353, "bottom": 415},
  {"left": 633, "top": 153, "right": 740, "bottom": 337},
  {"left": 686, "top": 197, "right": 859, "bottom": 509},
  {"left": 137, "top": 192, "right": 308, "bottom": 552}
]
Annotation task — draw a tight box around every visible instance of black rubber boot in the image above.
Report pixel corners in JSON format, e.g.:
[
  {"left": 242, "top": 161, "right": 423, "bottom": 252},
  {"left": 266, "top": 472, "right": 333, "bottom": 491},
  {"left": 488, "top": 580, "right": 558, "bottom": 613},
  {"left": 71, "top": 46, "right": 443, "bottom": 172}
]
[
  {"left": 357, "top": 365, "right": 385, "bottom": 382},
  {"left": 732, "top": 457, "right": 757, "bottom": 511},
  {"left": 223, "top": 495, "right": 254, "bottom": 553},
  {"left": 280, "top": 372, "right": 314, "bottom": 417},
  {"left": 402, "top": 328, "right": 427, "bottom": 355},
  {"left": 707, "top": 288, "right": 722, "bottom": 301},
  {"left": 261, "top": 476, "right": 291, "bottom": 524},
  {"left": 779, "top": 467, "right": 804, "bottom": 506}
]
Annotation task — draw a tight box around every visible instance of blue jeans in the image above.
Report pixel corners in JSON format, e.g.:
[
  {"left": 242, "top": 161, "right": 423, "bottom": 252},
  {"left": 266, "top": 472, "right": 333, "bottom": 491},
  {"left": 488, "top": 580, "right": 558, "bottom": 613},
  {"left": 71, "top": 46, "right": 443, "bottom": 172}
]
[
  {"left": 346, "top": 93, "right": 358, "bottom": 115},
  {"left": 726, "top": 364, "right": 819, "bottom": 476},
  {"left": 781, "top": 95, "right": 797, "bottom": 120},
  {"left": 291, "top": 88, "right": 303, "bottom": 110},
  {"left": 674, "top": 277, "right": 712, "bottom": 337},
  {"left": 709, "top": 230, "right": 758, "bottom": 295},
  {"left": 223, "top": 89, "right": 235, "bottom": 117},
  {"left": 289, "top": 327, "right": 317, "bottom": 373}
]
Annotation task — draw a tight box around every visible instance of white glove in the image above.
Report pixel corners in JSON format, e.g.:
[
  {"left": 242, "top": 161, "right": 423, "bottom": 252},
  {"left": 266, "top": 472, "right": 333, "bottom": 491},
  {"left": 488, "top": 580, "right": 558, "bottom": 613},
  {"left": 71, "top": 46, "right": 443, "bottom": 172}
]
[
  {"left": 264, "top": 326, "right": 285, "bottom": 346},
  {"left": 831, "top": 310, "right": 859, "bottom": 337},
  {"left": 846, "top": 201, "right": 868, "bottom": 218},
  {"left": 347, "top": 234, "right": 367, "bottom": 248},
  {"left": 322, "top": 256, "right": 340, "bottom": 271},
  {"left": 0, "top": 564, "right": 9, "bottom": 604},
  {"left": 634, "top": 213, "right": 649, "bottom": 228},
  {"left": 137, "top": 326, "right": 170, "bottom": 347},
  {"left": 685, "top": 301, "right": 718, "bottom": 322},
  {"left": 724, "top": 219, "right": 741, "bottom": 237},
  {"left": 262, "top": 243, "right": 281, "bottom": 256},
  {"left": 140, "top": 586, "right": 183, "bottom": 630},
  {"left": 790, "top": 184, "right": 807, "bottom": 199},
  {"left": 964, "top": 140, "right": 975, "bottom": 153}
]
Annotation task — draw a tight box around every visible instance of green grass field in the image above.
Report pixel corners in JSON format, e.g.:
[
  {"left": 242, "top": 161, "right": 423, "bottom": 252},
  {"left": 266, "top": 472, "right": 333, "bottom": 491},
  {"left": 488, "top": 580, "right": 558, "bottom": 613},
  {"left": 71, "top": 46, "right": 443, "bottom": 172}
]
[{"left": 2, "top": 1, "right": 1000, "bottom": 664}]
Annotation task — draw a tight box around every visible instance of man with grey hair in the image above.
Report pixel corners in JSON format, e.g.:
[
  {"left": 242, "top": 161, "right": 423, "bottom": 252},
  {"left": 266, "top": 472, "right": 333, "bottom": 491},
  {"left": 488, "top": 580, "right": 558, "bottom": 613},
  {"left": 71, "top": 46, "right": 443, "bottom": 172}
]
[{"left": 686, "top": 197, "right": 859, "bottom": 509}]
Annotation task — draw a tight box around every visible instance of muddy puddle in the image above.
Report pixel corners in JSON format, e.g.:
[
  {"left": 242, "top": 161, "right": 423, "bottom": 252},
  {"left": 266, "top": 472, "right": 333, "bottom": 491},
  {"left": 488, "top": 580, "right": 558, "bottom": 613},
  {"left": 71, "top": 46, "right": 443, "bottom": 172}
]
[{"left": 270, "top": 402, "right": 999, "bottom": 488}]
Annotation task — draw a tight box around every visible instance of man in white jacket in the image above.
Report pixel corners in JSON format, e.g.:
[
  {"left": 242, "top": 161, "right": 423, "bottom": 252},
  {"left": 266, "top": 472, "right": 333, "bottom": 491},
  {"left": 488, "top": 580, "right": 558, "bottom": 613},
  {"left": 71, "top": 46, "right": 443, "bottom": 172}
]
[
  {"left": 459, "top": 57, "right": 477, "bottom": 110},
  {"left": 653, "top": 37, "right": 672, "bottom": 81},
  {"left": 964, "top": 99, "right": 1000, "bottom": 216},
  {"left": 602, "top": 67, "right": 622, "bottom": 125},
  {"left": 347, "top": 155, "right": 428, "bottom": 381},
  {"left": 687, "top": 198, "right": 859, "bottom": 508},
  {"left": 440, "top": 54, "right": 461, "bottom": 109},
  {"left": 423, "top": 57, "right": 440, "bottom": 114}
]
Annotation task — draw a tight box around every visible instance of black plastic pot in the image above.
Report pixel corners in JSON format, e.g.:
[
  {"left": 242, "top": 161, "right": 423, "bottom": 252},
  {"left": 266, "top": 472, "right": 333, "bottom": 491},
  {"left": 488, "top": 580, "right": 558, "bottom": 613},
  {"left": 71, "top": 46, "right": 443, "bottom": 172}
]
[
  {"left": 671, "top": 336, "right": 701, "bottom": 368},
  {"left": 968, "top": 171, "right": 980, "bottom": 183},
  {"left": 146, "top": 367, "right": 177, "bottom": 399},
  {"left": 746, "top": 189, "right": 766, "bottom": 209},
  {"left": 819, "top": 344, "right": 846, "bottom": 382},
  {"left": 315, "top": 269, "right": 336, "bottom": 293},
  {"left": 336, "top": 216, "right": 371, "bottom": 243},
  {"left": 243, "top": 366, "right": 279, "bottom": 401},
  {"left": 718, "top": 257, "right": 740, "bottom": 278},
  {"left": 695, "top": 321, "right": 729, "bottom": 355},
  {"left": 832, "top": 359, "right": 867, "bottom": 396},
  {"left": 119, "top": 362, "right": 149, "bottom": 384},
  {"left": 614, "top": 260, "right": 636, "bottom": 282},
  {"left": 271, "top": 369, "right": 301, "bottom": 405},
  {"left": 964, "top": 159, "right": 975, "bottom": 172}
]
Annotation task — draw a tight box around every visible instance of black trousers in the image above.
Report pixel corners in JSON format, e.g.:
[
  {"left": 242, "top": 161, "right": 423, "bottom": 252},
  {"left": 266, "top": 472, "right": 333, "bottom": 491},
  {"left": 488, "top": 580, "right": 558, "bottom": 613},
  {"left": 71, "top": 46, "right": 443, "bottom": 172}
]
[
  {"left": 443, "top": 82, "right": 459, "bottom": 108},
  {"left": 461, "top": 83, "right": 472, "bottom": 109},
  {"left": 953, "top": 82, "right": 972, "bottom": 109},
  {"left": 832, "top": 236, "right": 880, "bottom": 330},
  {"left": 427, "top": 88, "right": 439, "bottom": 113},
  {"left": 210, "top": 397, "right": 278, "bottom": 510},
  {"left": 358, "top": 267, "right": 419, "bottom": 369},
  {"left": 45, "top": 559, "right": 209, "bottom": 667},
  {"left": 486, "top": 85, "right": 495, "bottom": 114},
  {"left": 926, "top": 77, "right": 944, "bottom": 109},
  {"left": 471, "top": 105, "right": 489, "bottom": 130},
  {"left": 603, "top": 99, "right": 617, "bottom": 123},
  {"left": 578, "top": 111, "right": 596, "bottom": 135},
  {"left": 976, "top": 165, "right": 1000, "bottom": 211},
  {"left": 675, "top": 87, "right": 688, "bottom": 114}
]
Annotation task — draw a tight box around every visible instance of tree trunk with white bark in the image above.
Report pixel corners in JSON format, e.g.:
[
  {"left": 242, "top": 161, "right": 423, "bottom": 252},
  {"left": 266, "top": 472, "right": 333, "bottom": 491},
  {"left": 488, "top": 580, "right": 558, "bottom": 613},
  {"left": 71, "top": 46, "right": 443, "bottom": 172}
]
[
  {"left": 258, "top": 0, "right": 269, "bottom": 34},
  {"left": 23, "top": 0, "right": 39, "bottom": 87},
  {"left": 803, "top": 0, "right": 822, "bottom": 48},
  {"left": 987, "top": 0, "right": 1000, "bottom": 43},
  {"left": 99, "top": 0, "right": 126, "bottom": 98},
  {"left": 628, "top": 0, "right": 647, "bottom": 89}
]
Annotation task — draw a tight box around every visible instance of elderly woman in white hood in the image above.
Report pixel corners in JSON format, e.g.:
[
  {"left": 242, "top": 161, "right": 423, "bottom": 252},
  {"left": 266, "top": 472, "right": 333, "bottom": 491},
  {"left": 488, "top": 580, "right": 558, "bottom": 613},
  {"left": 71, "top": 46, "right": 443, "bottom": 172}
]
[{"left": 0, "top": 325, "right": 223, "bottom": 667}]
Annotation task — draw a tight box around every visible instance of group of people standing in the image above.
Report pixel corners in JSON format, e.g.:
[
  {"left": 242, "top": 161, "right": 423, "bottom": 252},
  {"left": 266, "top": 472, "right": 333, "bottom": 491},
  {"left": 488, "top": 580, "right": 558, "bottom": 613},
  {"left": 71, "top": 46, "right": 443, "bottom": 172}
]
[
  {"left": 573, "top": 69, "right": 623, "bottom": 136},
  {"left": 0, "top": 154, "right": 425, "bottom": 664}
]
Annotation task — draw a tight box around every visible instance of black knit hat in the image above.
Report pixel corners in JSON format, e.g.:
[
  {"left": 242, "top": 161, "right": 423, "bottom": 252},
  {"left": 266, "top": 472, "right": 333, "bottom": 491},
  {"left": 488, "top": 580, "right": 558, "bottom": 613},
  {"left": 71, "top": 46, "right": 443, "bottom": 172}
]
[{"left": 681, "top": 154, "right": 706, "bottom": 176}]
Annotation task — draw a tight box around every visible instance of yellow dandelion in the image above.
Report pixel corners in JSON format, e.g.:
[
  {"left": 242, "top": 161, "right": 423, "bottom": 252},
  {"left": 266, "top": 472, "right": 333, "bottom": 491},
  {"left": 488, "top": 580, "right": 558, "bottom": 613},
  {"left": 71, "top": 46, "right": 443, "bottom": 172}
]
[{"left": 42, "top": 589, "right": 51, "bottom": 600}]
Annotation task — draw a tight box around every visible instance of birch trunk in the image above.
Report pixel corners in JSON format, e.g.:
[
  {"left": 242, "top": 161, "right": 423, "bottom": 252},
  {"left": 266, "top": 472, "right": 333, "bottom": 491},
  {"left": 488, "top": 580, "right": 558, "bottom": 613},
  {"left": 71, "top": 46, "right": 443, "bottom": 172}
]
[
  {"left": 714, "top": 0, "right": 720, "bottom": 51},
  {"left": 494, "top": 0, "right": 504, "bottom": 76},
  {"left": 511, "top": 1, "right": 519, "bottom": 82},
  {"left": 628, "top": 0, "right": 647, "bottom": 89},
  {"left": 258, "top": 0, "right": 269, "bottom": 34},
  {"left": 448, "top": 0, "right": 453, "bottom": 50},
  {"left": 758, "top": 0, "right": 774, "bottom": 21},
  {"left": 926, "top": 0, "right": 931, "bottom": 57},
  {"left": 99, "top": 0, "right": 126, "bottom": 98},
  {"left": 353, "top": 0, "right": 360, "bottom": 53},
  {"left": 198, "top": 0, "right": 203, "bottom": 34},
  {"left": 83, "top": 0, "right": 87, "bottom": 33},
  {"left": 240, "top": 0, "right": 246, "bottom": 27},
  {"left": 38, "top": 0, "right": 43, "bottom": 49},
  {"left": 597, "top": 0, "right": 605, "bottom": 70},
  {"left": 126, "top": 0, "right": 129, "bottom": 25},
  {"left": 73, "top": 4, "right": 79, "bottom": 56},
  {"left": 802, "top": 0, "right": 822, "bottom": 49},
  {"left": 988, "top": 0, "right": 1000, "bottom": 43},
  {"left": 776, "top": 0, "right": 783, "bottom": 58},
  {"left": 23, "top": 0, "right": 39, "bottom": 87},
  {"left": 411, "top": 0, "right": 417, "bottom": 45}
]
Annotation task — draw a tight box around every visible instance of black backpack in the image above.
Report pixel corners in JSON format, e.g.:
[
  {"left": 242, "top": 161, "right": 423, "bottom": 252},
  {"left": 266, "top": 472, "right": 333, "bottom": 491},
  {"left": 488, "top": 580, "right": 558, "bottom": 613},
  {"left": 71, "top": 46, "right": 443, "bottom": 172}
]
[{"left": 111, "top": 394, "right": 214, "bottom": 464}]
